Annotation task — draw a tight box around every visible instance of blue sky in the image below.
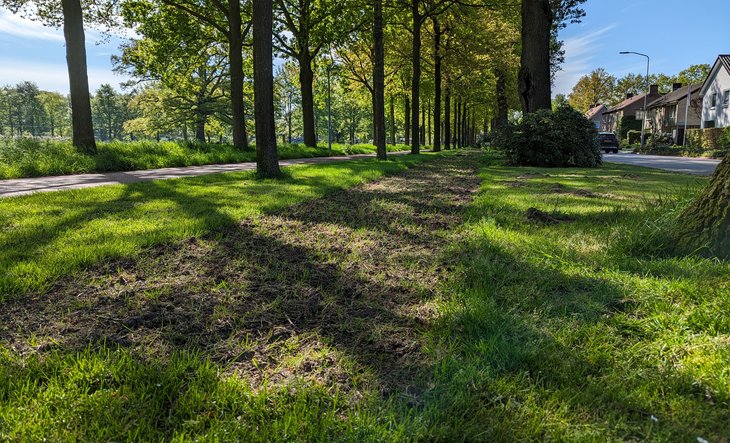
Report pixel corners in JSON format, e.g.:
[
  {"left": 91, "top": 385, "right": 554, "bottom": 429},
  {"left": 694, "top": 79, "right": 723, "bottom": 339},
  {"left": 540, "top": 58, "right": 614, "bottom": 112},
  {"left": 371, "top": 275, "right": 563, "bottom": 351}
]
[
  {"left": 1, "top": 1, "right": 729, "bottom": 95},
  {"left": 553, "top": 0, "right": 730, "bottom": 96}
]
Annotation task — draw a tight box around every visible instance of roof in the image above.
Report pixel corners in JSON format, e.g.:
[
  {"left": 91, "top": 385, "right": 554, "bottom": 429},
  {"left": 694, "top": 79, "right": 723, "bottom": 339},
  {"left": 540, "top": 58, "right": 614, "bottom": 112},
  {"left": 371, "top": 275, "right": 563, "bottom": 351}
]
[
  {"left": 585, "top": 104, "right": 607, "bottom": 120},
  {"left": 605, "top": 93, "right": 648, "bottom": 113},
  {"left": 647, "top": 84, "right": 702, "bottom": 109},
  {"left": 700, "top": 55, "right": 730, "bottom": 96}
]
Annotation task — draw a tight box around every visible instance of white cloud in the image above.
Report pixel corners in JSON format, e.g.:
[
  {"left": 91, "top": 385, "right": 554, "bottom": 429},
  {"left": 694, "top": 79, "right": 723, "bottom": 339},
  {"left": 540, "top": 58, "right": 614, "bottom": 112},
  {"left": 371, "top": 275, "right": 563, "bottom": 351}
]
[
  {"left": 0, "top": 60, "right": 129, "bottom": 93},
  {"left": 0, "top": 9, "right": 64, "bottom": 42},
  {"left": 553, "top": 25, "right": 618, "bottom": 97}
]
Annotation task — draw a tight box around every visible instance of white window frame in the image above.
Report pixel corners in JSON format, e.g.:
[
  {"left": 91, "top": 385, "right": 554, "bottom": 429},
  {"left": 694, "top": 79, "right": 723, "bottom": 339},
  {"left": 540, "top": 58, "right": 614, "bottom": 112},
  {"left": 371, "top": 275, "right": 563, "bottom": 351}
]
[
  {"left": 723, "top": 90, "right": 730, "bottom": 109},
  {"left": 710, "top": 93, "right": 718, "bottom": 109}
]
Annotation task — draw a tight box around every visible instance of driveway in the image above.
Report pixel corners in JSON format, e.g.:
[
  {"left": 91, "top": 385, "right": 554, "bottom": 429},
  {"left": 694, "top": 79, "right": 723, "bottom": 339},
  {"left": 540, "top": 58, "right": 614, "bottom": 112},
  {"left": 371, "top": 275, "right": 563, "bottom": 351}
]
[
  {"left": 0, "top": 151, "right": 410, "bottom": 198},
  {"left": 602, "top": 153, "right": 721, "bottom": 176}
]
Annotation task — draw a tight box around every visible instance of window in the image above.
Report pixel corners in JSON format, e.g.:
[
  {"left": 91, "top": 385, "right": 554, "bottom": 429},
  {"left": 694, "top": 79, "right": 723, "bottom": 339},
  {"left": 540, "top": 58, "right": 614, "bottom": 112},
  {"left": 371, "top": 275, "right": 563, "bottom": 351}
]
[
  {"left": 710, "top": 93, "right": 718, "bottom": 108},
  {"left": 705, "top": 120, "right": 716, "bottom": 128},
  {"left": 724, "top": 90, "right": 730, "bottom": 108}
]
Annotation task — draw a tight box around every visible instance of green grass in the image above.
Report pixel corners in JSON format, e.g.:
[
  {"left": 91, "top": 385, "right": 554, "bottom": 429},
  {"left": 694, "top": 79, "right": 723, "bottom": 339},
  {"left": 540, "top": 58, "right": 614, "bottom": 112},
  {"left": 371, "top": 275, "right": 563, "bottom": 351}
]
[
  {"left": 2, "top": 151, "right": 728, "bottom": 441},
  {"left": 0, "top": 138, "right": 412, "bottom": 179},
  {"left": 0, "top": 151, "right": 440, "bottom": 299}
]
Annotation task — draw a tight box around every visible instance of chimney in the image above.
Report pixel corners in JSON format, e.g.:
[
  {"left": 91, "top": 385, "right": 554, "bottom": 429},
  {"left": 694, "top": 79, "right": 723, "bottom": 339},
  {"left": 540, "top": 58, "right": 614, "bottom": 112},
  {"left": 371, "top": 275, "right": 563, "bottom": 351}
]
[
  {"left": 626, "top": 93, "right": 634, "bottom": 99},
  {"left": 673, "top": 82, "right": 683, "bottom": 91},
  {"left": 649, "top": 84, "right": 659, "bottom": 95}
]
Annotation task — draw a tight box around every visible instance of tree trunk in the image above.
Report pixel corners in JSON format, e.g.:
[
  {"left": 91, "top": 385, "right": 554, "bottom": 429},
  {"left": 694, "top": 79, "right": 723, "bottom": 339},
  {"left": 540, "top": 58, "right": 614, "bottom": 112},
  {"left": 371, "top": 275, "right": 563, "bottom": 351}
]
[
  {"left": 427, "top": 99, "right": 431, "bottom": 146},
  {"left": 404, "top": 96, "right": 410, "bottom": 145},
  {"left": 675, "top": 154, "right": 730, "bottom": 258},
  {"left": 299, "top": 53, "right": 317, "bottom": 147},
  {"left": 195, "top": 115, "right": 206, "bottom": 142},
  {"left": 61, "top": 0, "right": 96, "bottom": 154},
  {"left": 373, "top": 0, "right": 387, "bottom": 160},
  {"left": 433, "top": 18, "right": 442, "bottom": 152},
  {"left": 455, "top": 100, "right": 461, "bottom": 148},
  {"left": 410, "top": 2, "right": 421, "bottom": 154},
  {"left": 228, "top": 0, "right": 247, "bottom": 150},
  {"left": 252, "top": 0, "right": 281, "bottom": 177},
  {"left": 420, "top": 104, "right": 425, "bottom": 145},
  {"left": 389, "top": 95, "right": 396, "bottom": 145},
  {"left": 444, "top": 85, "right": 450, "bottom": 149},
  {"left": 495, "top": 67, "right": 509, "bottom": 128},
  {"left": 519, "top": 0, "right": 552, "bottom": 113}
]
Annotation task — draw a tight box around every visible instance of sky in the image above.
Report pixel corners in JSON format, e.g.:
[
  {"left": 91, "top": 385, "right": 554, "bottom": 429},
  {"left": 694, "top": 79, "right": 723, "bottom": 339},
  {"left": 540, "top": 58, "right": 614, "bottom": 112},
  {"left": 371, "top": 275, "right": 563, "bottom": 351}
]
[
  {"left": 0, "top": 1, "right": 729, "bottom": 95},
  {"left": 553, "top": 0, "right": 730, "bottom": 97}
]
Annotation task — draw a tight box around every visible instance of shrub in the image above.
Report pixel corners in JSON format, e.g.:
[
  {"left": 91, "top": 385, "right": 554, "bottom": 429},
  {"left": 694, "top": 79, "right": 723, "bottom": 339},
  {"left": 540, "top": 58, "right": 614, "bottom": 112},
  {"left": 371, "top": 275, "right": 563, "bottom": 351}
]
[
  {"left": 492, "top": 106, "right": 602, "bottom": 167},
  {"left": 626, "top": 130, "right": 642, "bottom": 145}
]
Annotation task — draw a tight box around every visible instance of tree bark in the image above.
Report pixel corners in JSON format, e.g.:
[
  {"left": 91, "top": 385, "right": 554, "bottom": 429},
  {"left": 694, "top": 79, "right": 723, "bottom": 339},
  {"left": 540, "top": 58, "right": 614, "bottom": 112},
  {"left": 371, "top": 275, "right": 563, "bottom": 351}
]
[
  {"left": 252, "top": 0, "right": 281, "bottom": 177},
  {"left": 404, "top": 96, "right": 410, "bottom": 145},
  {"left": 61, "top": 0, "right": 96, "bottom": 154},
  {"left": 433, "top": 17, "right": 442, "bottom": 152},
  {"left": 410, "top": 1, "right": 421, "bottom": 154},
  {"left": 455, "top": 100, "right": 461, "bottom": 148},
  {"left": 420, "top": 103, "right": 425, "bottom": 145},
  {"left": 519, "top": 0, "right": 552, "bottom": 113},
  {"left": 427, "top": 99, "right": 431, "bottom": 146},
  {"left": 229, "top": 0, "right": 247, "bottom": 149},
  {"left": 195, "top": 115, "right": 206, "bottom": 142},
  {"left": 373, "top": 0, "right": 387, "bottom": 160},
  {"left": 299, "top": 52, "right": 317, "bottom": 147},
  {"left": 444, "top": 85, "right": 450, "bottom": 149},
  {"left": 675, "top": 153, "right": 730, "bottom": 258},
  {"left": 389, "top": 95, "right": 396, "bottom": 145}
]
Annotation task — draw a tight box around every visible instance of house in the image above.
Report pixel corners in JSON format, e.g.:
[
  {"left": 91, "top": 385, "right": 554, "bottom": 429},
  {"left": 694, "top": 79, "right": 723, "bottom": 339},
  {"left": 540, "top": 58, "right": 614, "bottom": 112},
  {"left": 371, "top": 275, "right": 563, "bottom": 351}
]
[
  {"left": 700, "top": 55, "right": 730, "bottom": 129},
  {"left": 646, "top": 83, "right": 702, "bottom": 144},
  {"left": 602, "top": 85, "right": 663, "bottom": 136},
  {"left": 585, "top": 104, "right": 607, "bottom": 130}
]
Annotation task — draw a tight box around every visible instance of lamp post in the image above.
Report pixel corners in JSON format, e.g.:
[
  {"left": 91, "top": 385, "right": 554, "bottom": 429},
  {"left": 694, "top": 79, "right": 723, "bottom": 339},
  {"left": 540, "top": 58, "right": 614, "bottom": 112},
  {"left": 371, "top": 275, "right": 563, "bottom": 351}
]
[{"left": 620, "top": 51, "right": 650, "bottom": 148}]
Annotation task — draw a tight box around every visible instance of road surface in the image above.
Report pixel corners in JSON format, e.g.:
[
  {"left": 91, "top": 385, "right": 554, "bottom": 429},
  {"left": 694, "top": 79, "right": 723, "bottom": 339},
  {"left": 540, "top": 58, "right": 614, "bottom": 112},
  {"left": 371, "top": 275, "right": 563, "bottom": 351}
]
[
  {"left": 0, "top": 151, "right": 410, "bottom": 198},
  {"left": 602, "top": 153, "right": 720, "bottom": 176}
]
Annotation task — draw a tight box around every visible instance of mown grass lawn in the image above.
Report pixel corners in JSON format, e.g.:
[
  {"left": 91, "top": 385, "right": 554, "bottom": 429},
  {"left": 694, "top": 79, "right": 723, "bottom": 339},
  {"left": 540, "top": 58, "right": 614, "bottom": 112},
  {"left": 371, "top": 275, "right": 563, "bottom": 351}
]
[{"left": 1, "top": 151, "right": 728, "bottom": 441}]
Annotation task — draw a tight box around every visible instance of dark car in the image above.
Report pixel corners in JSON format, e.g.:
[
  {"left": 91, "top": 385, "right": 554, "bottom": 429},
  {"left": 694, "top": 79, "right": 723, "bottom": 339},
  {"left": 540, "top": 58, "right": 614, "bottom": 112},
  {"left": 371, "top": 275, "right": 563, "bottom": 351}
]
[{"left": 598, "top": 132, "right": 619, "bottom": 154}]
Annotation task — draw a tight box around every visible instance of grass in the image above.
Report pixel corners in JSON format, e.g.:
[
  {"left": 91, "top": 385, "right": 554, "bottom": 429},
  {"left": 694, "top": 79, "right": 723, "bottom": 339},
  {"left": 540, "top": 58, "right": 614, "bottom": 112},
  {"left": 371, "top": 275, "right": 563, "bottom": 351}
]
[
  {"left": 1, "top": 150, "right": 728, "bottom": 441},
  {"left": 0, "top": 138, "right": 412, "bottom": 179},
  {"left": 0, "top": 151, "right": 441, "bottom": 299}
]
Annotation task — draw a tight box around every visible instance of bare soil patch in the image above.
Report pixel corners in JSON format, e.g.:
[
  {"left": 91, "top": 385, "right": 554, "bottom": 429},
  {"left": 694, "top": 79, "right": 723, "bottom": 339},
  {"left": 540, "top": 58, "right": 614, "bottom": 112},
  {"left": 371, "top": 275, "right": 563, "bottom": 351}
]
[{"left": 1, "top": 152, "right": 482, "bottom": 396}]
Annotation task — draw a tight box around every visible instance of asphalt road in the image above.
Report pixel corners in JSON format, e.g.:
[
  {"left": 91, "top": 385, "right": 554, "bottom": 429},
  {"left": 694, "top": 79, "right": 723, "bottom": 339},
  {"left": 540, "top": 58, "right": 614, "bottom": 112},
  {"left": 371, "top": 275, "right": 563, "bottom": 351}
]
[
  {"left": 602, "top": 153, "right": 721, "bottom": 176},
  {"left": 0, "top": 151, "right": 410, "bottom": 198}
]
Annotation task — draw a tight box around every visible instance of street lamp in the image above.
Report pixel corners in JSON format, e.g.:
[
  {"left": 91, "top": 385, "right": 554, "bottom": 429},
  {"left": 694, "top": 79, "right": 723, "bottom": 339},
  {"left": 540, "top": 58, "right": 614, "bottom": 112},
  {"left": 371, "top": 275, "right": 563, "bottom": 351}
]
[{"left": 620, "top": 51, "right": 650, "bottom": 148}]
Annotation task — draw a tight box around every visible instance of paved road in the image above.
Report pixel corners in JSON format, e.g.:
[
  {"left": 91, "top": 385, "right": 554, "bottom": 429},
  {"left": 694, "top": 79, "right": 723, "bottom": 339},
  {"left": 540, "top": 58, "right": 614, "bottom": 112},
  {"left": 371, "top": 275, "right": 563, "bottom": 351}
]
[
  {"left": 0, "top": 151, "right": 410, "bottom": 198},
  {"left": 602, "top": 153, "right": 721, "bottom": 176}
]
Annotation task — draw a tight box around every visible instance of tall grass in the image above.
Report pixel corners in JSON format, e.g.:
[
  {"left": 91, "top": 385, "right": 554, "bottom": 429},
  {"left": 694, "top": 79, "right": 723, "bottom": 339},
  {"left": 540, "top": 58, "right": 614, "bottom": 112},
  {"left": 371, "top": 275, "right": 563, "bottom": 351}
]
[{"left": 0, "top": 138, "right": 412, "bottom": 179}]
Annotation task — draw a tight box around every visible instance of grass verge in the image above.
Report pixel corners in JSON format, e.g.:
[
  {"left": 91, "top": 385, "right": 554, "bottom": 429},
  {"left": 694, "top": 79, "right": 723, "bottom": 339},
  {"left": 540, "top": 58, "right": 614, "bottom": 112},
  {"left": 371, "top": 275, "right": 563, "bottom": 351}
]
[
  {"left": 0, "top": 151, "right": 443, "bottom": 299},
  {"left": 0, "top": 138, "right": 412, "bottom": 179},
  {"left": 2, "top": 151, "right": 728, "bottom": 441}
]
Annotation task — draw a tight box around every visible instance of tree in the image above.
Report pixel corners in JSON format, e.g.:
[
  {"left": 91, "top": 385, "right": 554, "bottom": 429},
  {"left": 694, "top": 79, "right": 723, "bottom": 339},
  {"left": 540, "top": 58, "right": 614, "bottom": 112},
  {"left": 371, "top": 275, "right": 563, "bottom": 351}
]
[
  {"left": 93, "top": 84, "right": 130, "bottom": 140},
  {"left": 253, "top": 0, "right": 281, "bottom": 177},
  {"left": 677, "top": 64, "right": 711, "bottom": 85},
  {"left": 675, "top": 153, "right": 730, "bottom": 258},
  {"left": 373, "top": 0, "right": 386, "bottom": 159},
  {"left": 568, "top": 68, "right": 616, "bottom": 112},
  {"left": 39, "top": 91, "right": 70, "bottom": 137},
  {"left": 519, "top": 0, "right": 552, "bottom": 113}
]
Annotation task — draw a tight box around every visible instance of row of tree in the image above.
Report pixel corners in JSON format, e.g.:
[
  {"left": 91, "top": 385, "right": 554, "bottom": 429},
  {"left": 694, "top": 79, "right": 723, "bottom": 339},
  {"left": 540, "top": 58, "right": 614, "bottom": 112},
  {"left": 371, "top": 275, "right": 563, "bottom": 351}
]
[
  {"left": 0, "top": 82, "right": 134, "bottom": 140},
  {"left": 0, "top": 0, "right": 585, "bottom": 176},
  {"left": 565, "top": 64, "right": 712, "bottom": 112}
]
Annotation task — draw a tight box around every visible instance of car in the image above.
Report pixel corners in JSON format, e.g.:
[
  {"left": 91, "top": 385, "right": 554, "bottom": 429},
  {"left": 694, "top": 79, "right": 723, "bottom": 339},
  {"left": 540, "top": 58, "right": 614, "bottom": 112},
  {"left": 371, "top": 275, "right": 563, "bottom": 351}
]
[{"left": 598, "top": 132, "right": 619, "bottom": 154}]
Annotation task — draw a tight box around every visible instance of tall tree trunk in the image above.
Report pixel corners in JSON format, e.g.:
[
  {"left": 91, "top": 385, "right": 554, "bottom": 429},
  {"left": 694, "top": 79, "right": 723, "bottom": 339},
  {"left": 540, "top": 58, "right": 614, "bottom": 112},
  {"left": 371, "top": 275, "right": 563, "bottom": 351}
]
[
  {"left": 299, "top": 53, "right": 317, "bottom": 147},
  {"left": 404, "top": 96, "right": 410, "bottom": 145},
  {"left": 433, "top": 17, "right": 442, "bottom": 152},
  {"left": 444, "top": 85, "right": 450, "bottom": 149},
  {"left": 373, "top": 0, "right": 387, "bottom": 160},
  {"left": 252, "top": 0, "right": 281, "bottom": 177},
  {"left": 455, "top": 100, "right": 461, "bottom": 148},
  {"left": 519, "top": 0, "right": 552, "bottom": 113},
  {"left": 495, "top": 67, "right": 509, "bottom": 128},
  {"left": 229, "top": 0, "right": 247, "bottom": 150},
  {"left": 61, "top": 0, "right": 96, "bottom": 154},
  {"left": 420, "top": 104, "right": 425, "bottom": 145},
  {"left": 427, "top": 99, "right": 431, "bottom": 146},
  {"left": 410, "top": 2, "right": 421, "bottom": 154},
  {"left": 195, "top": 115, "right": 206, "bottom": 142},
  {"left": 389, "top": 95, "right": 396, "bottom": 145},
  {"left": 675, "top": 153, "right": 730, "bottom": 258}
]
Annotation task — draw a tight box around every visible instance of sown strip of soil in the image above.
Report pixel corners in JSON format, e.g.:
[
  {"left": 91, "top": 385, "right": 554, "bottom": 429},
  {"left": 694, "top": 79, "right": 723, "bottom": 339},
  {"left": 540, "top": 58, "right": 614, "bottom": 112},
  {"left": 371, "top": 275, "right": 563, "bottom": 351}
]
[{"left": 1, "top": 151, "right": 481, "bottom": 394}]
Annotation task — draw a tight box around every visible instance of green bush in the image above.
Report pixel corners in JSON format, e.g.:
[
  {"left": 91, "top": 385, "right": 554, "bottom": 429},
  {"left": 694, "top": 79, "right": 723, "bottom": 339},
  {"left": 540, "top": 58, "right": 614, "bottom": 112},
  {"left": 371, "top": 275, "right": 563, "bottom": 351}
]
[
  {"left": 492, "top": 106, "right": 602, "bottom": 167},
  {"left": 626, "top": 130, "right": 642, "bottom": 145}
]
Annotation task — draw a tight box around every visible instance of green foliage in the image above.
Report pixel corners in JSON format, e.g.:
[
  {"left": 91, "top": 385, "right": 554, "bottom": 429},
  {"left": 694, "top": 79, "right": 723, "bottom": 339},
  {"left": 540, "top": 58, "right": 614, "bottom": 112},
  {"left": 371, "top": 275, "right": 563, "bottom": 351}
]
[
  {"left": 619, "top": 115, "right": 642, "bottom": 140},
  {"left": 626, "top": 129, "right": 642, "bottom": 145},
  {"left": 0, "top": 138, "right": 411, "bottom": 179},
  {"left": 492, "top": 106, "right": 601, "bottom": 167}
]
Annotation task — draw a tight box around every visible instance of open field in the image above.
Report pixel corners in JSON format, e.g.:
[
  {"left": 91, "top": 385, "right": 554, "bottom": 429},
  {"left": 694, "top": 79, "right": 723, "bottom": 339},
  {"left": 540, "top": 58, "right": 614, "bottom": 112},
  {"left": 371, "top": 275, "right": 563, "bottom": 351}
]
[
  {"left": 0, "top": 138, "right": 411, "bottom": 179},
  {"left": 1, "top": 151, "right": 728, "bottom": 441}
]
